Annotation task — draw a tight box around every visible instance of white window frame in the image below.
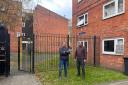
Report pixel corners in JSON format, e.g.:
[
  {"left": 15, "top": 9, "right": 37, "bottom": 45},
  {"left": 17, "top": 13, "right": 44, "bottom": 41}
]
[
  {"left": 103, "top": 0, "right": 125, "bottom": 19},
  {"left": 78, "top": 40, "right": 88, "bottom": 52},
  {"left": 78, "top": 0, "right": 82, "bottom": 3},
  {"left": 22, "top": 22, "right": 25, "bottom": 27},
  {"left": 102, "top": 38, "right": 124, "bottom": 55},
  {"left": 77, "top": 13, "right": 88, "bottom": 27}
]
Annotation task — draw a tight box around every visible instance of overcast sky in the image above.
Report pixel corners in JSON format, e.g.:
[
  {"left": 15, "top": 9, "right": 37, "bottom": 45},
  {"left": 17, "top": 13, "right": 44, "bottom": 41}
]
[
  {"left": 23, "top": 0, "right": 72, "bottom": 19},
  {"left": 38, "top": 0, "right": 72, "bottom": 19}
]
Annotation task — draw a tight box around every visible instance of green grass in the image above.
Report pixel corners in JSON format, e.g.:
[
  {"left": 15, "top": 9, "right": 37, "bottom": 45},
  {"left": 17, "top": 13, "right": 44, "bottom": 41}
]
[{"left": 35, "top": 56, "right": 128, "bottom": 85}]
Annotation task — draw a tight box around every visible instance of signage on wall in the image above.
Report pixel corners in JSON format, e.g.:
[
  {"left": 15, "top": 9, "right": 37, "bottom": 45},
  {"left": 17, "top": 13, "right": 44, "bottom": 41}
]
[
  {"left": 17, "top": 32, "right": 20, "bottom": 37},
  {"left": 79, "top": 32, "right": 86, "bottom": 35}
]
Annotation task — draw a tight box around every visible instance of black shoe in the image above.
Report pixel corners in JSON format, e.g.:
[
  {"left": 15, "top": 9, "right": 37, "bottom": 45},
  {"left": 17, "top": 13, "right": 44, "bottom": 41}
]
[
  {"left": 64, "top": 75, "right": 67, "bottom": 78},
  {"left": 82, "top": 76, "right": 85, "bottom": 80},
  {"left": 77, "top": 74, "right": 80, "bottom": 77}
]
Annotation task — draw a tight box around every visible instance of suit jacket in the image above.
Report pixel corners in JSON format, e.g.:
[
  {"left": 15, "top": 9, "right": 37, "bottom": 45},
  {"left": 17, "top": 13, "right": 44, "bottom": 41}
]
[{"left": 75, "top": 46, "right": 87, "bottom": 60}]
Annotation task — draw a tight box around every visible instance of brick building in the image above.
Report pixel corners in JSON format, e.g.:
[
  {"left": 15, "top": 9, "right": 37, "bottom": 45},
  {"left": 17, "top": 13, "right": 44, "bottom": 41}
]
[
  {"left": 73, "top": 0, "right": 128, "bottom": 71},
  {"left": 0, "top": 0, "right": 22, "bottom": 52},
  {"left": 33, "top": 5, "right": 69, "bottom": 52}
]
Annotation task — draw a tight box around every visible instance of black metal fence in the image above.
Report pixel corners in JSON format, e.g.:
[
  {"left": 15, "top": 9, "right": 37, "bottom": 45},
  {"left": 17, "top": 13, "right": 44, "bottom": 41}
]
[
  {"left": 34, "top": 34, "right": 100, "bottom": 71},
  {"left": 8, "top": 32, "right": 100, "bottom": 76}
]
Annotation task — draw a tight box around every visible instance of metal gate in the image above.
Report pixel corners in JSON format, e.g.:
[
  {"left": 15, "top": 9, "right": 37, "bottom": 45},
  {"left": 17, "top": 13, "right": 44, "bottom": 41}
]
[{"left": 18, "top": 35, "right": 34, "bottom": 73}]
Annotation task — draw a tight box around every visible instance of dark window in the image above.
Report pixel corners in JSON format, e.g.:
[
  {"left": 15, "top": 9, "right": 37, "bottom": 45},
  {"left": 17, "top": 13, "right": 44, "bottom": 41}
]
[
  {"left": 84, "top": 14, "right": 88, "bottom": 24},
  {"left": 104, "top": 40, "right": 114, "bottom": 52},
  {"left": 84, "top": 42, "right": 87, "bottom": 48}
]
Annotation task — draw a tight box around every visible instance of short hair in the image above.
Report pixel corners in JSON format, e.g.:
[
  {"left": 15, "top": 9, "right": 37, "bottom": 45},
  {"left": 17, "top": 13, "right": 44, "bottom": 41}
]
[{"left": 77, "top": 42, "right": 82, "bottom": 46}]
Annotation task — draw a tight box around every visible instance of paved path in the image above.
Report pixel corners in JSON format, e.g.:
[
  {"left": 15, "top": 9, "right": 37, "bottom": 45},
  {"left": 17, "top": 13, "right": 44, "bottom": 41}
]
[
  {"left": 100, "top": 81, "right": 128, "bottom": 85},
  {"left": 0, "top": 72, "right": 41, "bottom": 85},
  {"left": 108, "top": 81, "right": 128, "bottom": 85}
]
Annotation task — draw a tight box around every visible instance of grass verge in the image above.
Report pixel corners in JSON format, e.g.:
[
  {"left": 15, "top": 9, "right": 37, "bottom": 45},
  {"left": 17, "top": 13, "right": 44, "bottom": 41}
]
[{"left": 35, "top": 59, "right": 128, "bottom": 85}]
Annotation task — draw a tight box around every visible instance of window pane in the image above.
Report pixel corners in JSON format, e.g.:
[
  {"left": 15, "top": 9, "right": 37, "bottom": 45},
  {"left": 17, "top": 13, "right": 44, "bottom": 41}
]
[
  {"left": 104, "top": 40, "right": 114, "bottom": 52},
  {"left": 84, "top": 14, "right": 87, "bottom": 24},
  {"left": 118, "top": 0, "right": 123, "bottom": 13},
  {"left": 81, "top": 42, "right": 83, "bottom": 46},
  {"left": 117, "top": 39, "right": 123, "bottom": 45},
  {"left": 84, "top": 42, "right": 87, "bottom": 47},
  {"left": 79, "top": 15, "right": 84, "bottom": 21},
  {"left": 116, "top": 39, "right": 124, "bottom": 54},
  {"left": 77, "top": 15, "right": 84, "bottom": 26},
  {"left": 104, "top": 2, "right": 116, "bottom": 17}
]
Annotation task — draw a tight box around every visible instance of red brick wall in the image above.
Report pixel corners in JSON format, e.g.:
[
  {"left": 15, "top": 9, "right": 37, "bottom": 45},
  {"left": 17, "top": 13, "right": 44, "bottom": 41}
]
[
  {"left": 33, "top": 5, "right": 69, "bottom": 52},
  {"left": 9, "top": 18, "right": 22, "bottom": 53},
  {"left": 33, "top": 5, "right": 68, "bottom": 35},
  {"left": 73, "top": 0, "right": 128, "bottom": 71}
]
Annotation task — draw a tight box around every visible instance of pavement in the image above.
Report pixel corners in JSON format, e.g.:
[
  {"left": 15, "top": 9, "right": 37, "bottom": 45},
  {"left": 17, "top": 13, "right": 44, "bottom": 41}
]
[
  {"left": 0, "top": 72, "right": 41, "bottom": 85},
  {"left": 0, "top": 54, "right": 41, "bottom": 85},
  {"left": 108, "top": 81, "right": 128, "bottom": 85},
  {"left": 0, "top": 72, "right": 128, "bottom": 85},
  {"left": 100, "top": 81, "right": 128, "bottom": 85}
]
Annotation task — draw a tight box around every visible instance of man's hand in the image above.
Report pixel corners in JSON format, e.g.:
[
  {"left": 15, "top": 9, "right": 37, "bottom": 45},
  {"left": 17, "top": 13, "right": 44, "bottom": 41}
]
[
  {"left": 84, "top": 59, "right": 87, "bottom": 63},
  {"left": 74, "top": 59, "right": 76, "bottom": 62}
]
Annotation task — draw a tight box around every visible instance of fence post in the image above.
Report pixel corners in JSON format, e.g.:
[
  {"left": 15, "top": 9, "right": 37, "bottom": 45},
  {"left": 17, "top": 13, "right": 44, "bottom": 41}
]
[
  {"left": 67, "top": 34, "right": 70, "bottom": 47},
  {"left": 32, "top": 34, "right": 35, "bottom": 73},
  {"left": 67, "top": 34, "right": 70, "bottom": 67},
  {"left": 93, "top": 35, "right": 96, "bottom": 67},
  {"left": 7, "top": 33, "right": 10, "bottom": 76},
  {"left": 18, "top": 36, "right": 20, "bottom": 70}
]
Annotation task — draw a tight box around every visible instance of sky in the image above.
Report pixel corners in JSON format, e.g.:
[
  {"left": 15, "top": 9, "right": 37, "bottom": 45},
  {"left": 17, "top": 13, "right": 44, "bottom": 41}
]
[{"left": 23, "top": 0, "right": 72, "bottom": 19}]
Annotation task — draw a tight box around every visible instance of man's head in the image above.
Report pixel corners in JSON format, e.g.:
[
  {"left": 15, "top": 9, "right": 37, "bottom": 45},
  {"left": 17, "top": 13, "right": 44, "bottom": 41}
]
[
  {"left": 62, "top": 42, "right": 67, "bottom": 48},
  {"left": 78, "top": 42, "right": 83, "bottom": 47}
]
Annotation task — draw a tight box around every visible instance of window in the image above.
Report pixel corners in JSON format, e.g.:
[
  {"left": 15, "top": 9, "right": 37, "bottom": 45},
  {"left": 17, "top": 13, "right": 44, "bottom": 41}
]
[
  {"left": 22, "top": 22, "right": 25, "bottom": 27},
  {"left": 77, "top": 13, "right": 88, "bottom": 27},
  {"left": 16, "top": 32, "right": 20, "bottom": 37},
  {"left": 102, "top": 38, "right": 124, "bottom": 55},
  {"left": 118, "top": 0, "right": 124, "bottom": 13},
  {"left": 104, "top": 40, "right": 114, "bottom": 52},
  {"left": 103, "top": 0, "right": 125, "bottom": 19}
]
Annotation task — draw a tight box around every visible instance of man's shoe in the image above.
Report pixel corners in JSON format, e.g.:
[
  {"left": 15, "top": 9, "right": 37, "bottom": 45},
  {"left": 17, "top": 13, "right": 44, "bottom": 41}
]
[
  {"left": 82, "top": 76, "right": 85, "bottom": 80},
  {"left": 77, "top": 74, "right": 80, "bottom": 77},
  {"left": 59, "top": 77, "right": 62, "bottom": 80}
]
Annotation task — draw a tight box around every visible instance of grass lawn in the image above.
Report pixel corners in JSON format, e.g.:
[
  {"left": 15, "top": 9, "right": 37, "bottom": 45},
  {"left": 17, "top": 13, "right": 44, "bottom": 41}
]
[
  {"left": 35, "top": 54, "right": 128, "bottom": 85},
  {"left": 36, "top": 64, "right": 128, "bottom": 85}
]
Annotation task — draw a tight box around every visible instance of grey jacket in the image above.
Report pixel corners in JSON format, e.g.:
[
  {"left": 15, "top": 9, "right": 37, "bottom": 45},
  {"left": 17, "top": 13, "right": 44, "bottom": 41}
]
[{"left": 59, "top": 47, "right": 70, "bottom": 60}]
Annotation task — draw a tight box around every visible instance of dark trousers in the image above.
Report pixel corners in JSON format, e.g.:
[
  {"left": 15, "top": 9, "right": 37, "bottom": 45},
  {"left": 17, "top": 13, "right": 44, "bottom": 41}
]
[
  {"left": 59, "top": 59, "right": 67, "bottom": 78},
  {"left": 67, "top": 56, "right": 69, "bottom": 68},
  {"left": 76, "top": 58, "right": 85, "bottom": 79}
]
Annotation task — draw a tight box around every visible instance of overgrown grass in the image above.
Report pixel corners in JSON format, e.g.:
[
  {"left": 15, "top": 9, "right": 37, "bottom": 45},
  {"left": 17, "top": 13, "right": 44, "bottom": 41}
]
[{"left": 35, "top": 56, "right": 128, "bottom": 85}]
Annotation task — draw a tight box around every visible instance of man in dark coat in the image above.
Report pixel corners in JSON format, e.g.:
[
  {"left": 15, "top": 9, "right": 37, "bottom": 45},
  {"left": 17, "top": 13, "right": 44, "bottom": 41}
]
[
  {"left": 59, "top": 42, "right": 70, "bottom": 79},
  {"left": 75, "top": 42, "right": 87, "bottom": 79}
]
